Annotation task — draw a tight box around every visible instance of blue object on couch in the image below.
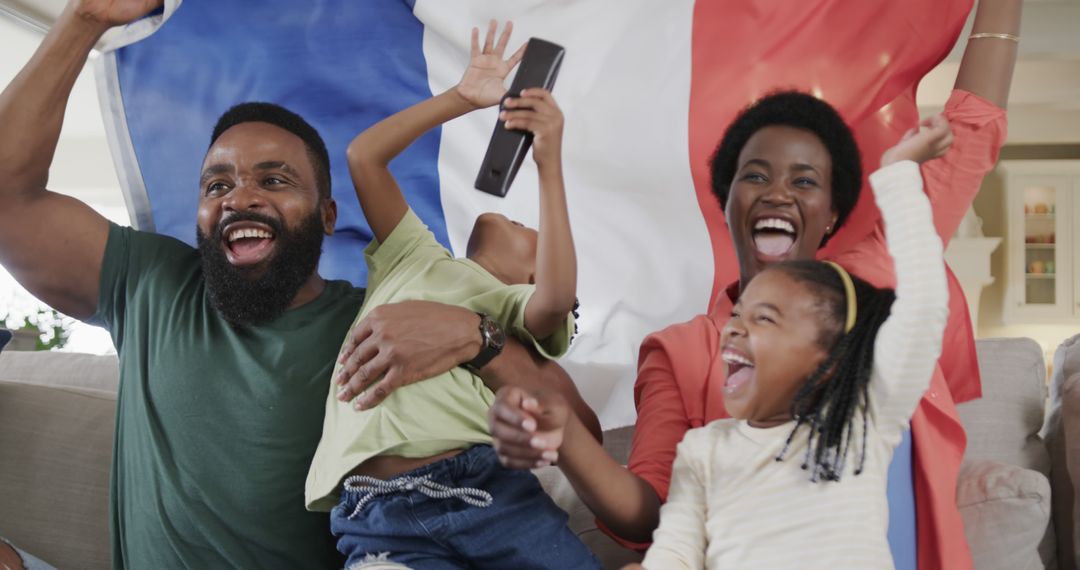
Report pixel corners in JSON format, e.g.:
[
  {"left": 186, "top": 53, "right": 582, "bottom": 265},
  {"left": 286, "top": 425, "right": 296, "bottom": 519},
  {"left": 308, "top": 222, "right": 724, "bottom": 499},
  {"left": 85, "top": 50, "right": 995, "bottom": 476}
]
[
  {"left": 888, "top": 428, "right": 917, "bottom": 570},
  {"left": 0, "top": 329, "right": 12, "bottom": 354}
]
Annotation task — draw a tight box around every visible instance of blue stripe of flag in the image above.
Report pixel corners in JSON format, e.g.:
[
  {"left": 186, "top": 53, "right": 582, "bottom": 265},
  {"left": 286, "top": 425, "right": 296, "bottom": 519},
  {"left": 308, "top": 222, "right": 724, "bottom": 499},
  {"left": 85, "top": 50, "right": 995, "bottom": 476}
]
[{"left": 115, "top": 0, "right": 449, "bottom": 286}]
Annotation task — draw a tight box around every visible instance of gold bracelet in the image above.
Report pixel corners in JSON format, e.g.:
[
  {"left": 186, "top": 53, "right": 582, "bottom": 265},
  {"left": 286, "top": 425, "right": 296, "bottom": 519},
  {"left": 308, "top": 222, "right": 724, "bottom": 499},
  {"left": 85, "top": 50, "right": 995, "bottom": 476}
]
[{"left": 969, "top": 32, "right": 1019, "bottom": 42}]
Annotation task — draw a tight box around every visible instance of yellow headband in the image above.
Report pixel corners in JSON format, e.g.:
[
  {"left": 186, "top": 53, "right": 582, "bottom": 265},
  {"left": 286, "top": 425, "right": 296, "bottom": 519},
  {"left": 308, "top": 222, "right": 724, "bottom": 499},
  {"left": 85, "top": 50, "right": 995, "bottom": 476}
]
[{"left": 824, "top": 261, "right": 857, "bottom": 334}]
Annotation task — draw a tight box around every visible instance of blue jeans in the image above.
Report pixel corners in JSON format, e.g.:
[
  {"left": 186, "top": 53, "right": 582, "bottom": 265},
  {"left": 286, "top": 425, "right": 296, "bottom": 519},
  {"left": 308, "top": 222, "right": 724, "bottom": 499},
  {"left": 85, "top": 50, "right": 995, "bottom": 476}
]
[{"left": 331, "top": 445, "right": 601, "bottom": 570}]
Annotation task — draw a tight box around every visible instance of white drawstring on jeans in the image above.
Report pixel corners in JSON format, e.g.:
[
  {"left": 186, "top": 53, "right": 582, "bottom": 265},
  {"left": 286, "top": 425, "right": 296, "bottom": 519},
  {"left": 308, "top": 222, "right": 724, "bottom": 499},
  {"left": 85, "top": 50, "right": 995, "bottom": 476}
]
[{"left": 342, "top": 474, "right": 494, "bottom": 520}]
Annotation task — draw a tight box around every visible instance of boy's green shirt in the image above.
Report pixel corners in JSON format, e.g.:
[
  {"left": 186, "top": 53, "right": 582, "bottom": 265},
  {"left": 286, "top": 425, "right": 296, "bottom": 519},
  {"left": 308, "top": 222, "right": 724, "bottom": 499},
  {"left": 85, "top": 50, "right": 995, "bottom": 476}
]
[{"left": 305, "top": 209, "right": 574, "bottom": 511}]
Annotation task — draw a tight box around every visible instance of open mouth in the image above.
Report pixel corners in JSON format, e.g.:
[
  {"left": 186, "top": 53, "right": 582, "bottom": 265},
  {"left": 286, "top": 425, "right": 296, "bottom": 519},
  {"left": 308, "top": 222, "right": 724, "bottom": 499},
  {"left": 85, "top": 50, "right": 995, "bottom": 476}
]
[
  {"left": 751, "top": 216, "right": 798, "bottom": 260},
  {"left": 223, "top": 223, "right": 277, "bottom": 266},
  {"left": 721, "top": 348, "right": 755, "bottom": 395}
]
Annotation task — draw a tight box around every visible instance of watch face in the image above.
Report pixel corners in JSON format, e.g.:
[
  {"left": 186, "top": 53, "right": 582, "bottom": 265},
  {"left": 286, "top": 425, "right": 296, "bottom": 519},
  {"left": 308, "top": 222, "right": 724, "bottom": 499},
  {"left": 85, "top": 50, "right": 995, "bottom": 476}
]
[{"left": 481, "top": 317, "right": 506, "bottom": 349}]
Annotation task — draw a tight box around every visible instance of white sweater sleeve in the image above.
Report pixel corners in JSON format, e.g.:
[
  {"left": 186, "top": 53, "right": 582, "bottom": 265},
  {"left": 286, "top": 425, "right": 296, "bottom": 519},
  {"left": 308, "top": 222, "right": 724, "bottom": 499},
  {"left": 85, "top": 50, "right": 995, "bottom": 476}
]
[
  {"left": 642, "top": 428, "right": 710, "bottom": 570},
  {"left": 865, "top": 161, "right": 949, "bottom": 436}
]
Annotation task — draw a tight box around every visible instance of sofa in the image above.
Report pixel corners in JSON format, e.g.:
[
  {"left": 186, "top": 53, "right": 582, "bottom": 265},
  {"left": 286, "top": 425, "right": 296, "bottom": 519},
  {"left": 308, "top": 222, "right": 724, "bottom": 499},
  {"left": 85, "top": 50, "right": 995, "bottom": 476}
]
[{"left": 1, "top": 335, "right": 1078, "bottom": 569}]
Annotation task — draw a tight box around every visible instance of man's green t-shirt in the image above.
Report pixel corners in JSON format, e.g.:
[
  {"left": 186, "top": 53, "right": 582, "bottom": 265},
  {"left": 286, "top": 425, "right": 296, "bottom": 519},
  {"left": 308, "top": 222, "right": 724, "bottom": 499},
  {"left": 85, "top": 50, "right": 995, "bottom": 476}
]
[{"left": 91, "top": 223, "right": 364, "bottom": 569}]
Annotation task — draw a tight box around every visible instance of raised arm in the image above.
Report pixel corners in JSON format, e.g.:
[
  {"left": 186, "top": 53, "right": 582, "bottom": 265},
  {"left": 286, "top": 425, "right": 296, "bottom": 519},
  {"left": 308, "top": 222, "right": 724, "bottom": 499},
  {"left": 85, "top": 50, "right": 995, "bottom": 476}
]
[
  {"left": 0, "top": 0, "right": 160, "bottom": 319},
  {"left": 902, "top": 0, "right": 1019, "bottom": 246},
  {"left": 872, "top": 124, "right": 952, "bottom": 427},
  {"left": 955, "top": 0, "right": 1022, "bottom": 108},
  {"left": 501, "top": 90, "right": 578, "bottom": 340},
  {"left": 347, "top": 20, "right": 525, "bottom": 242}
]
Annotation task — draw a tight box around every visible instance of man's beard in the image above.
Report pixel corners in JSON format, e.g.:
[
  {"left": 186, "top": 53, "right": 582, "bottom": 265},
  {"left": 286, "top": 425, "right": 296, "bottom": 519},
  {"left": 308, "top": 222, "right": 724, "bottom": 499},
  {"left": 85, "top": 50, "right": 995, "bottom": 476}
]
[{"left": 196, "top": 210, "right": 325, "bottom": 327}]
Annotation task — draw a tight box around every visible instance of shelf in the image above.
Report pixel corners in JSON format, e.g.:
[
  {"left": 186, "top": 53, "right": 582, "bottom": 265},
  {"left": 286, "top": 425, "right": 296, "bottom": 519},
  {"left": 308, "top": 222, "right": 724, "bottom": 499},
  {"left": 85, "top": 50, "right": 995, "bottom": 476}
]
[
  {"left": 1025, "top": 244, "right": 1057, "bottom": 249},
  {"left": 1025, "top": 273, "right": 1056, "bottom": 279},
  {"left": 1025, "top": 214, "right": 1056, "bottom": 220}
]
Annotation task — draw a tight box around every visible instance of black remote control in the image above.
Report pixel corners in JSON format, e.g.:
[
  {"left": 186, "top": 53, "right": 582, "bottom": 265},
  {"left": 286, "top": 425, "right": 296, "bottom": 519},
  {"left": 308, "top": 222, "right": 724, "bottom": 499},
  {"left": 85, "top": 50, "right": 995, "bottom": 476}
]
[{"left": 474, "top": 38, "right": 565, "bottom": 197}]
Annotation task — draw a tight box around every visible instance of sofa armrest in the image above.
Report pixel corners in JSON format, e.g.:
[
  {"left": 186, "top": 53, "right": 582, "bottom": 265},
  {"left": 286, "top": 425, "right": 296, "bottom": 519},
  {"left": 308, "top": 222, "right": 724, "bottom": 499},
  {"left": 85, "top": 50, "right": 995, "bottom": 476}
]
[
  {"left": 0, "top": 379, "right": 116, "bottom": 570},
  {"left": 958, "top": 460, "right": 1051, "bottom": 570}
]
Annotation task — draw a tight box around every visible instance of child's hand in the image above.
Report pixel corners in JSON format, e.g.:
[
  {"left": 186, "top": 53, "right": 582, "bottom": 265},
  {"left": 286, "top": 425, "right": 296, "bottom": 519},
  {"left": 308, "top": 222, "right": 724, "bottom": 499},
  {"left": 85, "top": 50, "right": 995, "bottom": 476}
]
[
  {"left": 880, "top": 114, "right": 953, "bottom": 168},
  {"left": 501, "top": 89, "right": 564, "bottom": 170},
  {"left": 455, "top": 20, "right": 527, "bottom": 110},
  {"left": 489, "top": 386, "right": 570, "bottom": 469}
]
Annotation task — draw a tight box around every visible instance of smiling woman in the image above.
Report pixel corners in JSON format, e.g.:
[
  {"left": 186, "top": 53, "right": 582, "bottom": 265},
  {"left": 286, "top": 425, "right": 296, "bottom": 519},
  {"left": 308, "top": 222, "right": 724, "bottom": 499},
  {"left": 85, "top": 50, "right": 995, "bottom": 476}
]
[{"left": 710, "top": 92, "right": 863, "bottom": 289}]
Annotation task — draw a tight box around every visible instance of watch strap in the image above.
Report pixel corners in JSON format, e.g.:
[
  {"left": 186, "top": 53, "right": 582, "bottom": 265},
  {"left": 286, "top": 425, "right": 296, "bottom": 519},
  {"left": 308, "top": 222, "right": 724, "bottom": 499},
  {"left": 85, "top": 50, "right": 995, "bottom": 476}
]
[{"left": 464, "top": 313, "right": 502, "bottom": 372}]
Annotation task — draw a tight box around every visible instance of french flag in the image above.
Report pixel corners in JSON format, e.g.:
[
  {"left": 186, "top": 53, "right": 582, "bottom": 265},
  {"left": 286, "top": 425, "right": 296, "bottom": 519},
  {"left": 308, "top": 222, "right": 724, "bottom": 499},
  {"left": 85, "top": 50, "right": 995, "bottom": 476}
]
[{"left": 95, "top": 0, "right": 971, "bottom": 429}]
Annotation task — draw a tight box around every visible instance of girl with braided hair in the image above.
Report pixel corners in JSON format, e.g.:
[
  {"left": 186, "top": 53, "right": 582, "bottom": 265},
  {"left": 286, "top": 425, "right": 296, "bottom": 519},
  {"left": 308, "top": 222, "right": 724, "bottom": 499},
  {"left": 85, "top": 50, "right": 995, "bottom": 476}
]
[{"left": 636, "top": 121, "right": 952, "bottom": 568}]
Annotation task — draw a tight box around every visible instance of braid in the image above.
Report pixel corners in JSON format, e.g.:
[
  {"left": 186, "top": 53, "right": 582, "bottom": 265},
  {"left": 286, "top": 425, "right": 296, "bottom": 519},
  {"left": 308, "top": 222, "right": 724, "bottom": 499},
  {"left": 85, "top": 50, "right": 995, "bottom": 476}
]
[{"left": 772, "top": 261, "right": 896, "bottom": 483}]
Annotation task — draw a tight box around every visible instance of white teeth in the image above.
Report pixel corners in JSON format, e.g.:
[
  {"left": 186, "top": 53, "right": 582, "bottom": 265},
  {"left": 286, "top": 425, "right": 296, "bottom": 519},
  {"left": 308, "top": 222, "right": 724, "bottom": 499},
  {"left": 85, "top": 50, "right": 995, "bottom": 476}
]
[
  {"left": 722, "top": 351, "right": 754, "bottom": 367},
  {"left": 754, "top": 218, "right": 795, "bottom": 234},
  {"left": 227, "top": 228, "right": 273, "bottom": 242}
]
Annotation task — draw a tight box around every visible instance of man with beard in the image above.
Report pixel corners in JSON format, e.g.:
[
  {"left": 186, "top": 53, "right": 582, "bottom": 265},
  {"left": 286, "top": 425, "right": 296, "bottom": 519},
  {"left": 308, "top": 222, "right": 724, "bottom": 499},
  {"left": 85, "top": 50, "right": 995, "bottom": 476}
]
[{"left": 0, "top": 1, "right": 562, "bottom": 567}]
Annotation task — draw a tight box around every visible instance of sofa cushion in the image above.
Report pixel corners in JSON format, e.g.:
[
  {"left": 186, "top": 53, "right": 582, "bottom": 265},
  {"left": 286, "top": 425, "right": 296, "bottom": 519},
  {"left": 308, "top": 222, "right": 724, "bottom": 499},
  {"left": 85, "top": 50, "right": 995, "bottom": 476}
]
[
  {"left": 0, "top": 351, "right": 119, "bottom": 393},
  {"left": 964, "top": 338, "right": 1055, "bottom": 568},
  {"left": 0, "top": 379, "right": 116, "bottom": 570},
  {"left": 958, "top": 460, "right": 1051, "bottom": 570},
  {"left": 963, "top": 338, "right": 1050, "bottom": 474}
]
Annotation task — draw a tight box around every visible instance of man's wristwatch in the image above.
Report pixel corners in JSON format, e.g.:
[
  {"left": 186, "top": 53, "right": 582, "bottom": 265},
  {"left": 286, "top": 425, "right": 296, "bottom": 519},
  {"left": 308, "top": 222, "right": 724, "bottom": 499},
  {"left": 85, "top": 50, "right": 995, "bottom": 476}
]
[{"left": 463, "top": 313, "right": 505, "bottom": 373}]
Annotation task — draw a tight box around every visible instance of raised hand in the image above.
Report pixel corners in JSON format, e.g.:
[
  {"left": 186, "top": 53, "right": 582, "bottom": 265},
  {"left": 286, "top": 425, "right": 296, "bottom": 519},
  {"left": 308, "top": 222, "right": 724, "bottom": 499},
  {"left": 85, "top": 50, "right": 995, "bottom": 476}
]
[
  {"left": 500, "top": 89, "right": 564, "bottom": 169},
  {"left": 456, "top": 20, "right": 527, "bottom": 109},
  {"left": 489, "top": 386, "right": 570, "bottom": 469},
  {"left": 881, "top": 114, "right": 953, "bottom": 167},
  {"left": 72, "top": 0, "right": 164, "bottom": 29}
]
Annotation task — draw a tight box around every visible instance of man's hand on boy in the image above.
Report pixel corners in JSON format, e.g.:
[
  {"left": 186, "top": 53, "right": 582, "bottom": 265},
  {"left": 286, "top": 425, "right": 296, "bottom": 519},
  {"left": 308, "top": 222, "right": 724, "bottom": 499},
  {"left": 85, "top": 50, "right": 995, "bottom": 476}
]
[
  {"left": 455, "top": 20, "right": 526, "bottom": 110},
  {"left": 881, "top": 113, "right": 953, "bottom": 168},
  {"left": 489, "top": 386, "right": 569, "bottom": 469},
  {"left": 335, "top": 301, "right": 484, "bottom": 410},
  {"left": 500, "top": 89, "right": 564, "bottom": 169}
]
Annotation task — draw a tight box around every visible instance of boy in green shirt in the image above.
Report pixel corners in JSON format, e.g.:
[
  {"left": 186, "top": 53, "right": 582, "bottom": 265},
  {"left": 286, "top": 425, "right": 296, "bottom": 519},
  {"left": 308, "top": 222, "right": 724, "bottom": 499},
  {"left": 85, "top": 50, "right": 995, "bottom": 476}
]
[{"left": 305, "top": 21, "right": 601, "bottom": 568}]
